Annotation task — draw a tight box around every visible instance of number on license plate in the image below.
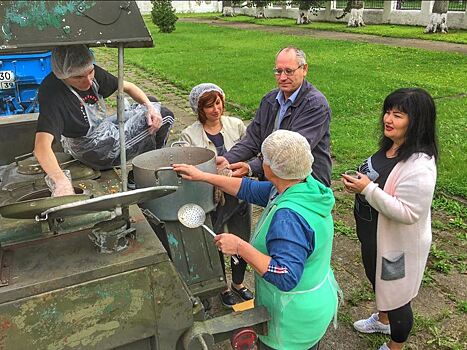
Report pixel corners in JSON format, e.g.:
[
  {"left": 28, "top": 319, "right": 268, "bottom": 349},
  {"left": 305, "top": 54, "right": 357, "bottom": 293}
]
[
  {"left": 0, "top": 82, "right": 15, "bottom": 89},
  {"left": 0, "top": 70, "right": 15, "bottom": 82}
]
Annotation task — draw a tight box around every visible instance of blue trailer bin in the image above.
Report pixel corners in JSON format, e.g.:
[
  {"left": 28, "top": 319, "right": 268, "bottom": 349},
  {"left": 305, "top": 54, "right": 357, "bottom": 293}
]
[{"left": 0, "top": 51, "right": 52, "bottom": 117}]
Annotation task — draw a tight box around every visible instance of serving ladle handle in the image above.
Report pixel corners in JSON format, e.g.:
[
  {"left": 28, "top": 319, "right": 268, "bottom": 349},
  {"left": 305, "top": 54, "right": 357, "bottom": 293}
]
[
  {"left": 201, "top": 224, "right": 240, "bottom": 265},
  {"left": 178, "top": 203, "right": 240, "bottom": 265}
]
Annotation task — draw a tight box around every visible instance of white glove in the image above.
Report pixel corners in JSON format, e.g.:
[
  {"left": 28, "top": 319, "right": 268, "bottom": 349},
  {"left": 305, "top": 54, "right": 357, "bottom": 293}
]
[
  {"left": 146, "top": 103, "right": 162, "bottom": 134},
  {"left": 45, "top": 170, "right": 75, "bottom": 197}
]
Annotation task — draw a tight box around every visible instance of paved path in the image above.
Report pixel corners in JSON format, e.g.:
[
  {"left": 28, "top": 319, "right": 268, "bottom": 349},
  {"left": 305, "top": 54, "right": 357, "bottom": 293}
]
[{"left": 180, "top": 18, "right": 467, "bottom": 54}]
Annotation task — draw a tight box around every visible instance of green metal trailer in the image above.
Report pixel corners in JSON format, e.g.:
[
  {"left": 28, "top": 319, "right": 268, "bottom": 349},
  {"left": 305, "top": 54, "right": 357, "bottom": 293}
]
[{"left": 0, "top": 2, "right": 269, "bottom": 349}]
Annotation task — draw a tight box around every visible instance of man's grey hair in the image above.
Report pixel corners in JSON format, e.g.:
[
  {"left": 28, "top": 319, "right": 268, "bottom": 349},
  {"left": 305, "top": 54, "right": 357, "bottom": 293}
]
[{"left": 276, "top": 46, "right": 307, "bottom": 66}]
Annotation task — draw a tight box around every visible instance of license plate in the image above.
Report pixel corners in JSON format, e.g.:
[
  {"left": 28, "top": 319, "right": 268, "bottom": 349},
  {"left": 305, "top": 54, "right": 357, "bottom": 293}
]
[
  {"left": 0, "top": 82, "right": 15, "bottom": 89},
  {"left": 0, "top": 70, "right": 15, "bottom": 82}
]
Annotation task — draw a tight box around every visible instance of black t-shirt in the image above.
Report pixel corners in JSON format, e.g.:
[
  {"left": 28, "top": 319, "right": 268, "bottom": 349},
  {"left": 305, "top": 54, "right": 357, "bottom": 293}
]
[
  {"left": 355, "top": 149, "right": 398, "bottom": 223},
  {"left": 36, "top": 65, "right": 118, "bottom": 140}
]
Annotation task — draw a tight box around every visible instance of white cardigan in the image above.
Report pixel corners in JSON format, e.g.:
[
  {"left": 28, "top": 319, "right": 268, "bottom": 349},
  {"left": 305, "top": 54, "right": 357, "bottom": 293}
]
[
  {"left": 361, "top": 153, "right": 437, "bottom": 311},
  {"left": 179, "top": 115, "right": 246, "bottom": 154}
]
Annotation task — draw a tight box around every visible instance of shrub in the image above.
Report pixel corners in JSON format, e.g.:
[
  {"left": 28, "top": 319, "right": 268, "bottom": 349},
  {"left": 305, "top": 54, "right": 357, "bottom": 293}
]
[{"left": 151, "top": 0, "right": 178, "bottom": 33}]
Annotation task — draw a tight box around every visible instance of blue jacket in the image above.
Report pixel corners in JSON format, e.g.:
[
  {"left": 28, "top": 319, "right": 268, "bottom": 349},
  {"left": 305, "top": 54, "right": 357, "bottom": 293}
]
[{"left": 224, "top": 80, "right": 332, "bottom": 186}]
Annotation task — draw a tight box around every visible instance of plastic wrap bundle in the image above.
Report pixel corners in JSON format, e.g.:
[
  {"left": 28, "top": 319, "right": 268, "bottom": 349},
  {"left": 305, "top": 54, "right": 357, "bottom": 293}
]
[
  {"left": 44, "top": 169, "right": 74, "bottom": 197},
  {"left": 62, "top": 102, "right": 161, "bottom": 170}
]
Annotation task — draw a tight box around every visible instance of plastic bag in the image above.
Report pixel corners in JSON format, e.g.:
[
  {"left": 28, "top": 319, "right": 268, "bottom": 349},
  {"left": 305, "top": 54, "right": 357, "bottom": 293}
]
[{"left": 62, "top": 102, "right": 161, "bottom": 170}]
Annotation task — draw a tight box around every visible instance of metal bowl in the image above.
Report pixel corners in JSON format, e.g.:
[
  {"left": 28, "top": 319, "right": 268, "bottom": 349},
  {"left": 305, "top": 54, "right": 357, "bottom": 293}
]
[{"left": 0, "top": 192, "right": 90, "bottom": 220}]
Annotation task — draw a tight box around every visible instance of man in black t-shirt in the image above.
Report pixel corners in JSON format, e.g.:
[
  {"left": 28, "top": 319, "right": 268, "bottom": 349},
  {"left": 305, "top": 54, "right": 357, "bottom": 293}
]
[{"left": 34, "top": 45, "right": 174, "bottom": 196}]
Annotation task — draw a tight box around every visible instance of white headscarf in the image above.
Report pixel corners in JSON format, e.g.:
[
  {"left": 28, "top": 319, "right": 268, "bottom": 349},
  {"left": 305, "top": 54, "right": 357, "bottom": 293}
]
[
  {"left": 261, "top": 130, "right": 314, "bottom": 180},
  {"left": 189, "top": 83, "right": 225, "bottom": 114},
  {"left": 51, "top": 44, "right": 94, "bottom": 80}
]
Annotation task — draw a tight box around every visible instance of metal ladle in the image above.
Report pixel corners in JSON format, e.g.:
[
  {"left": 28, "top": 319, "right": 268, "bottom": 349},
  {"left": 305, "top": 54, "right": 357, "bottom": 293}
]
[{"left": 177, "top": 203, "right": 239, "bottom": 265}]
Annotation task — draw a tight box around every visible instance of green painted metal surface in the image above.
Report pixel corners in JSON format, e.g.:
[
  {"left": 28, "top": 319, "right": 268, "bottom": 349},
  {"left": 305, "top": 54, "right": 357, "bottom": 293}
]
[
  {"left": 162, "top": 221, "right": 226, "bottom": 299},
  {"left": 0, "top": 86, "right": 270, "bottom": 350},
  {"left": 0, "top": 205, "right": 194, "bottom": 349},
  {"left": 0, "top": 114, "right": 40, "bottom": 166},
  {"left": 0, "top": 1, "right": 153, "bottom": 53}
]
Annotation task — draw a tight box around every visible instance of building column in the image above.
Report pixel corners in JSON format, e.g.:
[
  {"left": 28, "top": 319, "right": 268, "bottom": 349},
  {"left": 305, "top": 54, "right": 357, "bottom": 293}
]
[
  {"left": 324, "top": 1, "right": 332, "bottom": 21},
  {"left": 382, "top": 0, "right": 395, "bottom": 23}
]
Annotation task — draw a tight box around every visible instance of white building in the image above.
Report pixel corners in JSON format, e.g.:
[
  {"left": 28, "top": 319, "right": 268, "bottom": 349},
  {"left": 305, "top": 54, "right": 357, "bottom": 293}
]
[
  {"left": 137, "top": 1, "right": 466, "bottom": 29},
  {"left": 136, "top": 1, "right": 222, "bottom": 14}
]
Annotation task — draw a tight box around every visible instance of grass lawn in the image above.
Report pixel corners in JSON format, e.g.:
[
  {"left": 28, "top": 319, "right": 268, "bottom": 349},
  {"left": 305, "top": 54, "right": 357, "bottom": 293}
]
[
  {"left": 116, "top": 20, "right": 467, "bottom": 196},
  {"left": 178, "top": 12, "right": 467, "bottom": 44}
]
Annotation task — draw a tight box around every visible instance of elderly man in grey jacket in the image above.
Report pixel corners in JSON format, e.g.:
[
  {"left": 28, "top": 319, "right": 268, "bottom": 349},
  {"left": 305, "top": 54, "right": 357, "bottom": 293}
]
[{"left": 218, "top": 46, "right": 332, "bottom": 187}]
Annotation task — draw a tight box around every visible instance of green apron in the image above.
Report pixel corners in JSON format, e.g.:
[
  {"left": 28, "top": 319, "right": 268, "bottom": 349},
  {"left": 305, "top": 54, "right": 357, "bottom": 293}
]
[{"left": 251, "top": 176, "right": 339, "bottom": 350}]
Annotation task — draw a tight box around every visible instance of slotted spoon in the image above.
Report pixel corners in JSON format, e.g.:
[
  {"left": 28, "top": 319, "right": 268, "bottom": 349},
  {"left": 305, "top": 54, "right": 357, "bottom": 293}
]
[{"left": 178, "top": 203, "right": 239, "bottom": 265}]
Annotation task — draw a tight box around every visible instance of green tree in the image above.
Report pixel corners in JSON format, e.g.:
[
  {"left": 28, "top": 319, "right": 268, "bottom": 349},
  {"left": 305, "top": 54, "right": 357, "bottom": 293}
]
[{"left": 151, "top": 0, "right": 178, "bottom": 33}]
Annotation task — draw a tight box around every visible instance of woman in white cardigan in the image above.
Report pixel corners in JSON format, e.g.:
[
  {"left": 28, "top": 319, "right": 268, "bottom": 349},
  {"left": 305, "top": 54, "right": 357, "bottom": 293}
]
[
  {"left": 180, "top": 83, "right": 253, "bottom": 308},
  {"left": 342, "top": 88, "right": 438, "bottom": 350}
]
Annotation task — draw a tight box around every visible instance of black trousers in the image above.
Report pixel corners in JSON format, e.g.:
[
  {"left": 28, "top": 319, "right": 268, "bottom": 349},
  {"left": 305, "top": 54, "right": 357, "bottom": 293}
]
[
  {"left": 211, "top": 195, "right": 251, "bottom": 285},
  {"left": 385, "top": 302, "right": 413, "bottom": 343},
  {"left": 354, "top": 195, "right": 378, "bottom": 291},
  {"left": 355, "top": 197, "right": 413, "bottom": 343}
]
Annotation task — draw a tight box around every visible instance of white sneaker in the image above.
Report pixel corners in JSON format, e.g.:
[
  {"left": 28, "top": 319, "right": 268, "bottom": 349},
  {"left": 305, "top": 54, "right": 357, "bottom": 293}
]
[
  {"left": 378, "top": 343, "right": 390, "bottom": 350},
  {"left": 353, "top": 313, "right": 391, "bottom": 334}
]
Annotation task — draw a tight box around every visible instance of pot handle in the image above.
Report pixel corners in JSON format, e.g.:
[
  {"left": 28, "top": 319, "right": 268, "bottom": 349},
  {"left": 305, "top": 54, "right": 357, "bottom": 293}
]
[
  {"left": 170, "top": 141, "right": 189, "bottom": 148},
  {"left": 14, "top": 152, "right": 34, "bottom": 165},
  {"left": 154, "top": 166, "right": 182, "bottom": 186}
]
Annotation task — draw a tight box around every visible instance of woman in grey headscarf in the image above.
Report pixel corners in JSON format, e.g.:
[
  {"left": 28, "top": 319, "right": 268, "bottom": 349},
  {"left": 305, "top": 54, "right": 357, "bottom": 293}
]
[{"left": 180, "top": 83, "right": 253, "bottom": 307}]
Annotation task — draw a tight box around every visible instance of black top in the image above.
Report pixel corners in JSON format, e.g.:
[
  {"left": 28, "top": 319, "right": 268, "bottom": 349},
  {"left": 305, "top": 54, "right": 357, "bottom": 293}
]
[
  {"left": 355, "top": 149, "right": 399, "bottom": 223},
  {"left": 36, "top": 65, "right": 118, "bottom": 141},
  {"left": 205, "top": 132, "right": 227, "bottom": 156}
]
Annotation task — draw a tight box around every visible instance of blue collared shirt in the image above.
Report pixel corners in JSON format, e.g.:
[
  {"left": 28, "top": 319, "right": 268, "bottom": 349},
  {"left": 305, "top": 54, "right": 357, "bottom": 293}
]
[
  {"left": 237, "top": 177, "right": 315, "bottom": 292},
  {"left": 274, "top": 84, "right": 302, "bottom": 129}
]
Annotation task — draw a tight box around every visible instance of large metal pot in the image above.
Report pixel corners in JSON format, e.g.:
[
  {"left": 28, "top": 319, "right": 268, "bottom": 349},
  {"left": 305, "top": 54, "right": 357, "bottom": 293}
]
[{"left": 132, "top": 146, "right": 216, "bottom": 221}]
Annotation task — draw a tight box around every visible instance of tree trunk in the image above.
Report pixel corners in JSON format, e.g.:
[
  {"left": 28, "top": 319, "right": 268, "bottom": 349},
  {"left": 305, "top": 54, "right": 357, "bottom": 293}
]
[
  {"left": 294, "top": 0, "right": 322, "bottom": 24},
  {"left": 223, "top": 1, "right": 235, "bottom": 16},
  {"left": 347, "top": 1, "right": 365, "bottom": 27},
  {"left": 336, "top": 0, "right": 365, "bottom": 26},
  {"left": 296, "top": 11, "right": 311, "bottom": 24},
  {"left": 425, "top": 0, "right": 449, "bottom": 33},
  {"left": 348, "top": 8, "right": 365, "bottom": 27},
  {"left": 255, "top": 6, "right": 267, "bottom": 18}
]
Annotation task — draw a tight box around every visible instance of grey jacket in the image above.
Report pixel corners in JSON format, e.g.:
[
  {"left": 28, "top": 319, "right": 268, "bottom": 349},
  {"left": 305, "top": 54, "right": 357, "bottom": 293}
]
[{"left": 224, "top": 80, "right": 332, "bottom": 186}]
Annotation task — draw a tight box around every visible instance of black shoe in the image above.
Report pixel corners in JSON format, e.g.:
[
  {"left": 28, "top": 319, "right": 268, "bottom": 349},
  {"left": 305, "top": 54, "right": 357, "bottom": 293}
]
[
  {"left": 127, "top": 170, "right": 136, "bottom": 190},
  {"left": 220, "top": 290, "right": 237, "bottom": 308},
  {"left": 231, "top": 284, "right": 254, "bottom": 301}
]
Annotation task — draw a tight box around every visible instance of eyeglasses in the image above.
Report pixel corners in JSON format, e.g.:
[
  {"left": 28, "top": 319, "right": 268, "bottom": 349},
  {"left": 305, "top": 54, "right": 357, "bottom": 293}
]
[{"left": 273, "top": 65, "right": 303, "bottom": 76}]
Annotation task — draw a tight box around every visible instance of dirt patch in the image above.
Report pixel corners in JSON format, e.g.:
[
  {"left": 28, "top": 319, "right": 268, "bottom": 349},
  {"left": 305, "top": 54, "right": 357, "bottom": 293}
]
[{"left": 94, "top": 48, "right": 466, "bottom": 350}]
